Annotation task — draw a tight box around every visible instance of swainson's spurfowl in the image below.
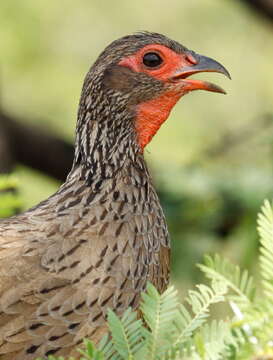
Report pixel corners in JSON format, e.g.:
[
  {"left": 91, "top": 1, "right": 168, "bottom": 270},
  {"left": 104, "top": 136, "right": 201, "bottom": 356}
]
[{"left": 0, "top": 32, "right": 230, "bottom": 359}]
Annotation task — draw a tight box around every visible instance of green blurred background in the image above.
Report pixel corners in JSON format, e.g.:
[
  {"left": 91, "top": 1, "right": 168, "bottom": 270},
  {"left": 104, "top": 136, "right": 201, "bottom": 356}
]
[{"left": 0, "top": 0, "right": 273, "bottom": 295}]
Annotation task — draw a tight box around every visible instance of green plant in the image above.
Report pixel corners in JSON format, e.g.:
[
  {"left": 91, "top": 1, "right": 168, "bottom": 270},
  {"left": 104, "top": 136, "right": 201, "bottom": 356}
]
[
  {"left": 35, "top": 199, "right": 273, "bottom": 359},
  {"left": 0, "top": 175, "right": 21, "bottom": 218}
]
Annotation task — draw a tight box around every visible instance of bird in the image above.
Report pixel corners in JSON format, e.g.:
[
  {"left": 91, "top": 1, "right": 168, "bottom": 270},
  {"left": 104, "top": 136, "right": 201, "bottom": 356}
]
[{"left": 0, "top": 32, "right": 230, "bottom": 359}]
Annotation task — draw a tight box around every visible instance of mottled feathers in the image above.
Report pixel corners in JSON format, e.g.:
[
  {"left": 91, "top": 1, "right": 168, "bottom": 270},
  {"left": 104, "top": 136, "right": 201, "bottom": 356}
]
[{"left": 0, "top": 32, "right": 173, "bottom": 359}]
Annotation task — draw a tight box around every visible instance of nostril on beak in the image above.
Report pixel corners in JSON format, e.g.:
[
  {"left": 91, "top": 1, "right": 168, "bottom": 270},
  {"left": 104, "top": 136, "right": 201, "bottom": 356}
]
[{"left": 185, "top": 51, "right": 198, "bottom": 65}]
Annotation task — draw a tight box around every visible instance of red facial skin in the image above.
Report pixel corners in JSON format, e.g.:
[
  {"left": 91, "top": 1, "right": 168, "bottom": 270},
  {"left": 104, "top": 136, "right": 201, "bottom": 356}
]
[{"left": 119, "top": 44, "right": 213, "bottom": 150}]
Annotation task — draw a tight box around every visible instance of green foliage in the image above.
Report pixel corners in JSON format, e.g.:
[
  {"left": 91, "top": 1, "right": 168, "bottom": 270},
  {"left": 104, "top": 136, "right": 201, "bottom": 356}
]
[
  {"left": 97, "top": 282, "right": 228, "bottom": 360},
  {"left": 140, "top": 284, "right": 180, "bottom": 359},
  {"left": 78, "top": 339, "right": 105, "bottom": 360},
  {"left": 198, "top": 254, "right": 255, "bottom": 306},
  {"left": 173, "top": 281, "right": 227, "bottom": 348},
  {"left": 39, "top": 199, "right": 273, "bottom": 360},
  {"left": 258, "top": 200, "right": 273, "bottom": 302},
  {"left": 106, "top": 308, "right": 143, "bottom": 359},
  {"left": 0, "top": 175, "right": 22, "bottom": 218}
]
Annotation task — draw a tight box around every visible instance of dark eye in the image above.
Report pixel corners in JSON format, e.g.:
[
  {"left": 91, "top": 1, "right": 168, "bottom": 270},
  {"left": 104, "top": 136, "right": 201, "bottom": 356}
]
[{"left": 143, "top": 52, "right": 163, "bottom": 68}]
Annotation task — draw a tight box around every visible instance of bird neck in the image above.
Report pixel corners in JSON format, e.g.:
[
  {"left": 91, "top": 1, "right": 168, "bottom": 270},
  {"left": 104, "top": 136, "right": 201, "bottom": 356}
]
[
  {"left": 28, "top": 84, "right": 154, "bottom": 219},
  {"left": 69, "top": 83, "right": 141, "bottom": 185}
]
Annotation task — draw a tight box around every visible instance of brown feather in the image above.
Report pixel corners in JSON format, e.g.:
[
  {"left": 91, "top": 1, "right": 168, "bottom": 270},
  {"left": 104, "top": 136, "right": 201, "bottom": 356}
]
[{"left": 0, "top": 32, "right": 177, "bottom": 359}]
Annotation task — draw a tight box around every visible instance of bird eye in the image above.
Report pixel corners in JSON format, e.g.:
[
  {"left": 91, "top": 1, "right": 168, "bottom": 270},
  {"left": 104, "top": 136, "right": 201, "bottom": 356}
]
[{"left": 143, "top": 52, "right": 163, "bottom": 68}]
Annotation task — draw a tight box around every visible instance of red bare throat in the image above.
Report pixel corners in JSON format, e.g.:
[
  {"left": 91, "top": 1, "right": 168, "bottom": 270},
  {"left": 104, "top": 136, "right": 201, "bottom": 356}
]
[
  {"left": 118, "top": 44, "right": 195, "bottom": 150},
  {"left": 136, "top": 90, "right": 181, "bottom": 149}
]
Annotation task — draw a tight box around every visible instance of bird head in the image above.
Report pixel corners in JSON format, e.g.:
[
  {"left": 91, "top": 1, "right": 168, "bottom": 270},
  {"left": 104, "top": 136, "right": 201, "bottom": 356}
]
[{"left": 76, "top": 32, "right": 230, "bottom": 167}]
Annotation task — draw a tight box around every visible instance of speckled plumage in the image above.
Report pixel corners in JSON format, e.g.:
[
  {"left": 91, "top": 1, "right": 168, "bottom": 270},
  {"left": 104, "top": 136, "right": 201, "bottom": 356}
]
[{"left": 0, "top": 32, "right": 177, "bottom": 359}]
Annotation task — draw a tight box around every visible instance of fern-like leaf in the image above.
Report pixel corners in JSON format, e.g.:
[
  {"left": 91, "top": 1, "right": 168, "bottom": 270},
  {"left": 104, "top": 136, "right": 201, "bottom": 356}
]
[
  {"left": 107, "top": 307, "right": 144, "bottom": 360},
  {"left": 78, "top": 339, "right": 105, "bottom": 360},
  {"left": 194, "top": 320, "right": 233, "bottom": 360},
  {"left": 257, "top": 200, "right": 273, "bottom": 303},
  {"left": 97, "top": 334, "right": 116, "bottom": 360},
  {"left": 172, "top": 281, "right": 227, "bottom": 350},
  {"left": 198, "top": 254, "right": 255, "bottom": 306},
  {"left": 140, "top": 283, "right": 179, "bottom": 359}
]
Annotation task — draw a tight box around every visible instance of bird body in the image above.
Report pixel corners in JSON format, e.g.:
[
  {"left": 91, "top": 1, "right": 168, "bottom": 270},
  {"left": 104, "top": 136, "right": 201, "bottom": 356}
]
[
  {"left": 0, "top": 153, "right": 169, "bottom": 359},
  {"left": 0, "top": 32, "right": 229, "bottom": 359}
]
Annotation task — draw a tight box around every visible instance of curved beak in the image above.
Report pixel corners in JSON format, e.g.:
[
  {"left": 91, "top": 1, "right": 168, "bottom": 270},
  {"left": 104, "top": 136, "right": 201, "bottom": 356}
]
[{"left": 172, "top": 51, "right": 231, "bottom": 94}]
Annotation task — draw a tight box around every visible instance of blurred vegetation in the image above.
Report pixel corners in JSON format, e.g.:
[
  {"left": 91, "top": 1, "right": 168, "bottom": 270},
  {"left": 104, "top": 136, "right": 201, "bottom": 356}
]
[
  {"left": 0, "top": 175, "right": 21, "bottom": 217},
  {"left": 0, "top": 0, "right": 273, "bottom": 295}
]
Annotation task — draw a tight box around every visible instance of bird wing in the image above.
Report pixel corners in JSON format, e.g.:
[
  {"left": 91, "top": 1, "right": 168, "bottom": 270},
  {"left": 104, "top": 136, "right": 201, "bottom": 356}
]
[{"left": 0, "top": 218, "right": 107, "bottom": 359}]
